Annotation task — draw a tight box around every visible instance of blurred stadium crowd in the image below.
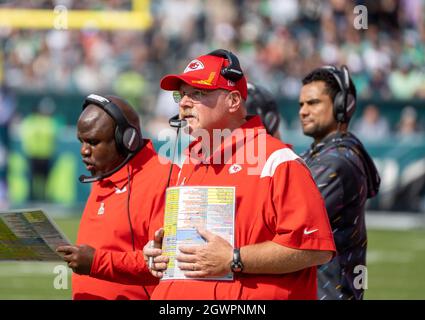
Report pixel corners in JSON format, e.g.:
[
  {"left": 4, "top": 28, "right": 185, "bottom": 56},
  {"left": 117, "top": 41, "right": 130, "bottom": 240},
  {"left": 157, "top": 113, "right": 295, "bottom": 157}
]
[
  {"left": 1, "top": 0, "right": 425, "bottom": 102},
  {"left": 0, "top": 0, "right": 424, "bottom": 210}
]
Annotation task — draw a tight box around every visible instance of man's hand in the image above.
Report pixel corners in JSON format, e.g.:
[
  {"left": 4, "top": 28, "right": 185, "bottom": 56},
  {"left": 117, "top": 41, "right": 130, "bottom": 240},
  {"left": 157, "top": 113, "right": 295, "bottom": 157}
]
[
  {"left": 143, "top": 228, "right": 169, "bottom": 278},
  {"left": 177, "top": 228, "right": 233, "bottom": 278},
  {"left": 56, "top": 244, "right": 95, "bottom": 275}
]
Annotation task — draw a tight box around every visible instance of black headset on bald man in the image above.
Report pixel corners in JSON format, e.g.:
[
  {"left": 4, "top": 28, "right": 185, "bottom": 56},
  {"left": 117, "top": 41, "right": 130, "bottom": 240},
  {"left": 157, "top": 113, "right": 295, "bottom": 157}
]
[{"left": 79, "top": 94, "right": 142, "bottom": 184}]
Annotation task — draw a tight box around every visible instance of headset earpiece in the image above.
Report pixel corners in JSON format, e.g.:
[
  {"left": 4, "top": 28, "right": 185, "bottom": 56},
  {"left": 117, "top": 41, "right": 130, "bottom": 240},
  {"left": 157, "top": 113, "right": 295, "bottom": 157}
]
[
  {"left": 321, "top": 65, "right": 356, "bottom": 123},
  {"left": 82, "top": 94, "right": 142, "bottom": 156},
  {"left": 246, "top": 82, "right": 280, "bottom": 135},
  {"left": 334, "top": 90, "right": 347, "bottom": 123},
  {"left": 263, "top": 111, "right": 279, "bottom": 135},
  {"left": 122, "top": 127, "right": 140, "bottom": 153},
  {"left": 207, "top": 49, "right": 244, "bottom": 82},
  {"left": 345, "top": 93, "right": 356, "bottom": 120}
]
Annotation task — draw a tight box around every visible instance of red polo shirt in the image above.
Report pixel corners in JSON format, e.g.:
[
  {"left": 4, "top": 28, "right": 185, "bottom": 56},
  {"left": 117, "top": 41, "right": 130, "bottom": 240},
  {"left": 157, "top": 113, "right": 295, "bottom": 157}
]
[
  {"left": 151, "top": 116, "right": 335, "bottom": 300},
  {"left": 72, "top": 140, "right": 175, "bottom": 300}
]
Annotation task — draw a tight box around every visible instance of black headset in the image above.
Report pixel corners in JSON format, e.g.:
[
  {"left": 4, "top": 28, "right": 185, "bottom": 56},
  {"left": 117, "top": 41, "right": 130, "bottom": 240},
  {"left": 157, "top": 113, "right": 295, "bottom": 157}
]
[
  {"left": 320, "top": 65, "right": 356, "bottom": 123},
  {"left": 207, "top": 49, "right": 244, "bottom": 82},
  {"left": 79, "top": 94, "right": 142, "bottom": 184},
  {"left": 246, "top": 83, "right": 280, "bottom": 135},
  {"left": 82, "top": 94, "right": 142, "bottom": 155}
]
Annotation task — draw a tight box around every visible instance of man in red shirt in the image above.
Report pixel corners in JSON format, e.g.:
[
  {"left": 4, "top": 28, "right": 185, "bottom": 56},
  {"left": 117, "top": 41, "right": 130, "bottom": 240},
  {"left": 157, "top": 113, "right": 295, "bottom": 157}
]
[
  {"left": 57, "top": 94, "right": 174, "bottom": 299},
  {"left": 145, "top": 50, "right": 336, "bottom": 299}
]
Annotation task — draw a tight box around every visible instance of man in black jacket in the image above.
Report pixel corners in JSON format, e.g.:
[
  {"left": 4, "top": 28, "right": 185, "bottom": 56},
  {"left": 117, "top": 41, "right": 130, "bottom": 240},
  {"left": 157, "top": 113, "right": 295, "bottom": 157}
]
[
  {"left": 299, "top": 65, "right": 381, "bottom": 300},
  {"left": 246, "top": 82, "right": 281, "bottom": 139}
]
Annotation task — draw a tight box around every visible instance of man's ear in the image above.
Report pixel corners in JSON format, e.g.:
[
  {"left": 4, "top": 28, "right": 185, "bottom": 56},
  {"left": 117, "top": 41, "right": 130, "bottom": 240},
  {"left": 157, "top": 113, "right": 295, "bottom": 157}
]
[{"left": 227, "top": 91, "right": 243, "bottom": 114}]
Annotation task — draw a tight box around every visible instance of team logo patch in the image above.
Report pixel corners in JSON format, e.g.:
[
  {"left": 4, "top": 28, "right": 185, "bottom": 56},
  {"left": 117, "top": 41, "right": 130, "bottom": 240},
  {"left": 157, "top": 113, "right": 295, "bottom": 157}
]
[
  {"left": 229, "top": 164, "right": 242, "bottom": 174},
  {"left": 184, "top": 59, "right": 204, "bottom": 73}
]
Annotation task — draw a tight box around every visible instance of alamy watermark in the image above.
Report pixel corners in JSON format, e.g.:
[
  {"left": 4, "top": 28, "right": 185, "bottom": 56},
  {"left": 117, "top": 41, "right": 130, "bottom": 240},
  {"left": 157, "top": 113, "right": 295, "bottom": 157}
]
[
  {"left": 353, "top": 265, "right": 368, "bottom": 290},
  {"left": 53, "top": 5, "right": 68, "bottom": 30},
  {"left": 53, "top": 265, "right": 68, "bottom": 290},
  {"left": 157, "top": 128, "right": 270, "bottom": 175},
  {"left": 353, "top": 5, "right": 368, "bottom": 30}
]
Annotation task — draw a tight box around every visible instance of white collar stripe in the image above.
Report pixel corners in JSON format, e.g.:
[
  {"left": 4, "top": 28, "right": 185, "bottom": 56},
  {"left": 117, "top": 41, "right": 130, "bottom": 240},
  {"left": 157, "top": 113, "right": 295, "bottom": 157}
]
[{"left": 260, "top": 148, "right": 300, "bottom": 178}]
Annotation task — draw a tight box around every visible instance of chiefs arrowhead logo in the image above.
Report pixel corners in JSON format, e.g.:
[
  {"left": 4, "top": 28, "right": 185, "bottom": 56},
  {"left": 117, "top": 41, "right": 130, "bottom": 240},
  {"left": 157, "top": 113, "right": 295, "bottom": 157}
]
[
  {"left": 184, "top": 59, "right": 204, "bottom": 73},
  {"left": 229, "top": 164, "right": 242, "bottom": 174}
]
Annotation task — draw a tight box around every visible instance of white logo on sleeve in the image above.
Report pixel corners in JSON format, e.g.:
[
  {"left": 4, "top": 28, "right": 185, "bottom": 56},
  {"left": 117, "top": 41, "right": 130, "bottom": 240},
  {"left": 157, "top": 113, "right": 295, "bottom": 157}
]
[{"left": 304, "top": 228, "right": 318, "bottom": 235}]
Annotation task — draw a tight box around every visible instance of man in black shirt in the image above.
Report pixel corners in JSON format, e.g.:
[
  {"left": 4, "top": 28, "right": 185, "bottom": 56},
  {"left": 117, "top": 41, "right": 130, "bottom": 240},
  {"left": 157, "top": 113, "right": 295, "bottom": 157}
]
[
  {"left": 246, "top": 82, "right": 281, "bottom": 139},
  {"left": 299, "top": 65, "right": 381, "bottom": 300}
]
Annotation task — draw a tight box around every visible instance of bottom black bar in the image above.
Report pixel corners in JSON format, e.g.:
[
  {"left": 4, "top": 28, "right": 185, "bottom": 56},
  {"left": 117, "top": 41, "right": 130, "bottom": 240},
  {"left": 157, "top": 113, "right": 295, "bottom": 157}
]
[{"left": 1, "top": 300, "right": 420, "bottom": 319}]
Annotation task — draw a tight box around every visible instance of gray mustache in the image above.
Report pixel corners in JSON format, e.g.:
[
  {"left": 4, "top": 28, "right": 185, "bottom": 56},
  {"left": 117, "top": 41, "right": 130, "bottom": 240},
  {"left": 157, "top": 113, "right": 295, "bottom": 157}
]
[{"left": 180, "top": 111, "right": 198, "bottom": 118}]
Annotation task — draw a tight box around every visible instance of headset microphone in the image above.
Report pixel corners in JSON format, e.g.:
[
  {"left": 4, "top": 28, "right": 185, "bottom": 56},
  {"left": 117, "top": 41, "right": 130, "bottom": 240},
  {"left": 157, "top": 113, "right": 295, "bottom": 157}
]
[
  {"left": 169, "top": 114, "right": 187, "bottom": 128},
  {"left": 79, "top": 153, "right": 134, "bottom": 183},
  {"left": 167, "top": 114, "right": 187, "bottom": 187}
]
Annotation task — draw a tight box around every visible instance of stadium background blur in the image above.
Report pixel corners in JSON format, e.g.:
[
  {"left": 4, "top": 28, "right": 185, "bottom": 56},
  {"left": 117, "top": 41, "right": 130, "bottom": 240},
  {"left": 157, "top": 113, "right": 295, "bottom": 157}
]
[{"left": 0, "top": 0, "right": 424, "bottom": 299}]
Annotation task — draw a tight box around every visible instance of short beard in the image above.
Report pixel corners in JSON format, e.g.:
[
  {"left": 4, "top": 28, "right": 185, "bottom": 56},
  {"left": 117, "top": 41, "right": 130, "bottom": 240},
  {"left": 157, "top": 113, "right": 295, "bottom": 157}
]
[{"left": 303, "top": 126, "right": 332, "bottom": 142}]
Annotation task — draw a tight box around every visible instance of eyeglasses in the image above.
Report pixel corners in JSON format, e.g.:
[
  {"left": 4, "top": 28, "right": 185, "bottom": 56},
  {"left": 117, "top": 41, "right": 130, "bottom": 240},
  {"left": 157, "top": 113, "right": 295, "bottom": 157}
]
[{"left": 173, "top": 89, "right": 215, "bottom": 103}]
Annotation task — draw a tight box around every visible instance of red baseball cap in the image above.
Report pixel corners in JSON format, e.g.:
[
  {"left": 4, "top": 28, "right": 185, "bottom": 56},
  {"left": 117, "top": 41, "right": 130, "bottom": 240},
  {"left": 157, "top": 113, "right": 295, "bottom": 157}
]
[{"left": 160, "top": 53, "right": 248, "bottom": 100}]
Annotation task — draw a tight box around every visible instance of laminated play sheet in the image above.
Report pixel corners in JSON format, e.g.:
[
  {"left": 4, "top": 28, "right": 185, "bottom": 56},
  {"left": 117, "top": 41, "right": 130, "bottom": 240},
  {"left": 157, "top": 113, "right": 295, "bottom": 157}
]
[
  {"left": 162, "top": 186, "right": 235, "bottom": 281},
  {"left": 0, "top": 209, "right": 71, "bottom": 261}
]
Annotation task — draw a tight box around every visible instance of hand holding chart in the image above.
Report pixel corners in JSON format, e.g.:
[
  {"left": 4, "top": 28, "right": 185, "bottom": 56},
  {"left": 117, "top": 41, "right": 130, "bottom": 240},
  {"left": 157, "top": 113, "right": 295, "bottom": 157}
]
[
  {"left": 162, "top": 186, "right": 235, "bottom": 281},
  {"left": 0, "top": 209, "right": 71, "bottom": 261}
]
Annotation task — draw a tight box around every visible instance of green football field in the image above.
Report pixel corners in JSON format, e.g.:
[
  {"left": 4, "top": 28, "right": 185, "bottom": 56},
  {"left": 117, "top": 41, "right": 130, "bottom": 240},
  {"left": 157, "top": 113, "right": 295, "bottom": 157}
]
[{"left": 0, "top": 217, "right": 424, "bottom": 300}]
